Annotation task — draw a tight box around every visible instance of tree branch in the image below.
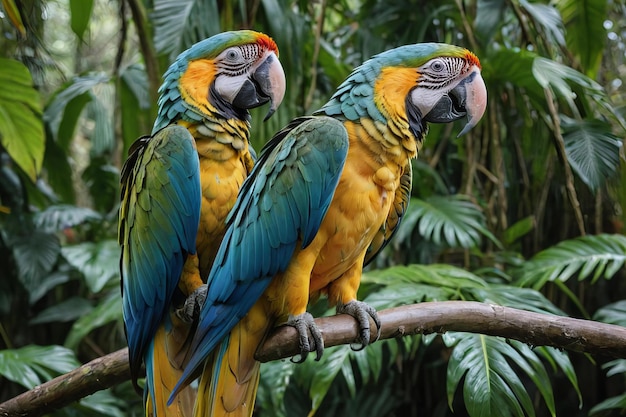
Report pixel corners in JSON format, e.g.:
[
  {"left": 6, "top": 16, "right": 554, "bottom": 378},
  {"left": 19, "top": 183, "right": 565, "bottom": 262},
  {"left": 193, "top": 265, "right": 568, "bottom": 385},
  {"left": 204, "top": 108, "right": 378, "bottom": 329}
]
[{"left": 3, "top": 301, "right": 626, "bottom": 416}]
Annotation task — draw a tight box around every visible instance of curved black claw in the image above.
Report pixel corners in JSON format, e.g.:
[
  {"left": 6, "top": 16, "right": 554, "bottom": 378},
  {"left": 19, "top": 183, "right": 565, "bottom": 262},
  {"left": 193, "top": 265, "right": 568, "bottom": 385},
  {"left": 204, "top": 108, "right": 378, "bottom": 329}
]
[
  {"left": 175, "top": 284, "right": 208, "bottom": 323},
  {"left": 337, "top": 300, "right": 381, "bottom": 351},
  {"left": 286, "top": 312, "right": 324, "bottom": 363}
]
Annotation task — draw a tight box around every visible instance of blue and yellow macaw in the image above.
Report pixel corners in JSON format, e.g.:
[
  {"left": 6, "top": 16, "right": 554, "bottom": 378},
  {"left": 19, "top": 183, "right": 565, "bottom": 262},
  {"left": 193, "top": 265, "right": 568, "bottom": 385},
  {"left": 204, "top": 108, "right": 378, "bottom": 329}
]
[
  {"left": 170, "top": 42, "right": 487, "bottom": 416},
  {"left": 118, "top": 30, "right": 286, "bottom": 417}
]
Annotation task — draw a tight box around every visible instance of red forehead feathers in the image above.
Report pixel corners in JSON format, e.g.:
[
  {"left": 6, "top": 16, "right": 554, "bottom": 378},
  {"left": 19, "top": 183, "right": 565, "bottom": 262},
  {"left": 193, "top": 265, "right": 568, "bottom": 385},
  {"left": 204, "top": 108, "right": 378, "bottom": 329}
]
[
  {"left": 465, "top": 50, "right": 481, "bottom": 69},
  {"left": 256, "top": 34, "right": 279, "bottom": 56}
]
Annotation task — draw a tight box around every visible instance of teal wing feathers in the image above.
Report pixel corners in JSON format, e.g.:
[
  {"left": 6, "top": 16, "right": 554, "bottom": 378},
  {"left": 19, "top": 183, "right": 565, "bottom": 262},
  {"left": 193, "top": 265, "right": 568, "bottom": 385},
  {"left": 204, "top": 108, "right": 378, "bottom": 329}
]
[
  {"left": 119, "top": 124, "right": 202, "bottom": 385},
  {"left": 364, "top": 159, "right": 412, "bottom": 266},
  {"left": 169, "top": 116, "right": 349, "bottom": 400}
]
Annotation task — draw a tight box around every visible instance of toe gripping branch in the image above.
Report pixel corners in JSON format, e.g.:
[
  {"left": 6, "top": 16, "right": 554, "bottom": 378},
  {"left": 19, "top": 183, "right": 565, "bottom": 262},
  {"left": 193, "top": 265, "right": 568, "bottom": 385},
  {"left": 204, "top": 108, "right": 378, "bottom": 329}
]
[
  {"left": 175, "top": 285, "right": 208, "bottom": 323},
  {"left": 337, "top": 300, "right": 382, "bottom": 351},
  {"left": 287, "top": 312, "right": 324, "bottom": 363}
]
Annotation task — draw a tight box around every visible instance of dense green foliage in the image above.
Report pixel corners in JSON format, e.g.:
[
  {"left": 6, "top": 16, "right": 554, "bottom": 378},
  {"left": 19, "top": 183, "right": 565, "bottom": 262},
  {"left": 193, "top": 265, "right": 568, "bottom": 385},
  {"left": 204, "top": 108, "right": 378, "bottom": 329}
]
[{"left": 0, "top": 0, "right": 625, "bottom": 416}]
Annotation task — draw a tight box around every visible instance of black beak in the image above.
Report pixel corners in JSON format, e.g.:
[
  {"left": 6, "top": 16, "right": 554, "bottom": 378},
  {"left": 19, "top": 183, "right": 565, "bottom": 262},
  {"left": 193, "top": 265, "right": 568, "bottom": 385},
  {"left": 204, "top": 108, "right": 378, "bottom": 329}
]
[
  {"left": 423, "top": 69, "right": 487, "bottom": 136},
  {"left": 231, "top": 53, "right": 286, "bottom": 121}
]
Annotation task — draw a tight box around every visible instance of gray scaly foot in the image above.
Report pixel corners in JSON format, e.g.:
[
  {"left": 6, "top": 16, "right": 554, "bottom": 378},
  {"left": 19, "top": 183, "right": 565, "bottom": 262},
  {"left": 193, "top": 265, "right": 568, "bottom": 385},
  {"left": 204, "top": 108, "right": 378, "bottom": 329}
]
[{"left": 337, "top": 300, "right": 381, "bottom": 351}]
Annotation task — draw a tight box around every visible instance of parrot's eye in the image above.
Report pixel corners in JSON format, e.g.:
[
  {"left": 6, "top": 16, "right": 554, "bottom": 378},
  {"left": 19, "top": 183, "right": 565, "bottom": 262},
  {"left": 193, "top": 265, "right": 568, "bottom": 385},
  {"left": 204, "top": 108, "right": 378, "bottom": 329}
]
[
  {"left": 224, "top": 48, "right": 243, "bottom": 62},
  {"left": 430, "top": 59, "right": 445, "bottom": 72}
]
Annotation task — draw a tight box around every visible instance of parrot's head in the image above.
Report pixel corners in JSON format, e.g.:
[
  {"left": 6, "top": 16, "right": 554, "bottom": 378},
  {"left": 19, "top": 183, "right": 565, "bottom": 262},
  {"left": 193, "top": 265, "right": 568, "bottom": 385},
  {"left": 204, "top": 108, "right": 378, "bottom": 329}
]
[
  {"left": 319, "top": 42, "right": 487, "bottom": 147},
  {"left": 155, "top": 30, "right": 286, "bottom": 132}
]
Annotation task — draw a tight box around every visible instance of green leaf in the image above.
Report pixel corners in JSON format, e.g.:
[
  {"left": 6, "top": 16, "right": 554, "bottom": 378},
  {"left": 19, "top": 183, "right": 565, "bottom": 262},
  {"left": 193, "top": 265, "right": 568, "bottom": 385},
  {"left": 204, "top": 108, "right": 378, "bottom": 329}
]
[
  {"left": 519, "top": 0, "right": 565, "bottom": 47},
  {"left": 258, "top": 360, "right": 295, "bottom": 417},
  {"left": 475, "top": 0, "right": 507, "bottom": 43},
  {"left": 593, "top": 300, "right": 626, "bottom": 326},
  {"left": 532, "top": 57, "right": 605, "bottom": 113},
  {"left": 29, "top": 297, "right": 93, "bottom": 325},
  {"left": 602, "top": 359, "right": 626, "bottom": 378},
  {"left": 589, "top": 393, "right": 626, "bottom": 417},
  {"left": 44, "top": 73, "right": 109, "bottom": 150},
  {"left": 561, "top": 116, "right": 622, "bottom": 192},
  {"left": 119, "top": 64, "right": 153, "bottom": 158},
  {"left": 502, "top": 216, "right": 535, "bottom": 246},
  {"left": 61, "top": 240, "right": 120, "bottom": 293},
  {"left": 468, "top": 285, "right": 565, "bottom": 316},
  {"left": 395, "top": 194, "right": 499, "bottom": 249},
  {"left": 28, "top": 270, "right": 72, "bottom": 305},
  {"left": 306, "top": 346, "right": 351, "bottom": 416},
  {"left": 445, "top": 333, "right": 559, "bottom": 417},
  {"left": 363, "top": 264, "right": 489, "bottom": 306},
  {"left": 152, "top": 0, "right": 219, "bottom": 56},
  {"left": 514, "top": 234, "right": 626, "bottom": 289},
  {"left": 34, "top": 204, "right": 101, "bottom": 233},
  {"left": 69, "top": 0, "right": 94, "bottom": 41},
  {"left": 535, "top": 346, "right": 582, "bottom": 405},
  {"left": 557, "top": 0, "right": 608, "bottom": 78},
  {"left": 10, "top": 231, "right": 60, "bottom": 297},
  {"left": 0, "top": 345, "right": 80, "bottom": 389},
  {"left": 0, "top": 58, "right": 44, "bottom": 181},
  {"left": 65, "top": 291, "right": 122, "bottom": 349},
  {"left": 86, "top": 82, "right": 115, "bottom": 156},
  {"left": 76, "top": 389, "right": 126, "bottom": 417}
]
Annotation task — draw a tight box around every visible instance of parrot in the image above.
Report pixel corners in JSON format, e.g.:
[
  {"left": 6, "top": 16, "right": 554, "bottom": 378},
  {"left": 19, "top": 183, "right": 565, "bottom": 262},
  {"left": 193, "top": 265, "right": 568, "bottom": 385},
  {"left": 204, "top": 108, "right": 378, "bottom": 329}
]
[
  {"left": 169, "top": 42, "right": 487, "bottom": 416},
  {"left": 117, "top": 30, "right": 286, "bottom": 417}
]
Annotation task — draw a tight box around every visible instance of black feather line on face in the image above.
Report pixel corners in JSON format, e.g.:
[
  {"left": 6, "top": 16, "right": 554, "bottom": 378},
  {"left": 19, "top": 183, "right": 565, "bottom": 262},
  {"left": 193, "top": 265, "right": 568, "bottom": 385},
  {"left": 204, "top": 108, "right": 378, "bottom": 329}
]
[
  {"left": 208, "top": 83, "right": 251, "bottom": 122},
  {"left": 405, "top": 92, "right": 428, "bottom": 142}
]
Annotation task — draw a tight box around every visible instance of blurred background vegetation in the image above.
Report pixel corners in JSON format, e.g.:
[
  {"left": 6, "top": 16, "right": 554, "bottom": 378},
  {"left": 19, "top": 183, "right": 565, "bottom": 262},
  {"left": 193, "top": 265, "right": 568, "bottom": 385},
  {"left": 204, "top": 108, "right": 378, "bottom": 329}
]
[{"left": 1, "top": 0, "right": 626, "bottom": 416}]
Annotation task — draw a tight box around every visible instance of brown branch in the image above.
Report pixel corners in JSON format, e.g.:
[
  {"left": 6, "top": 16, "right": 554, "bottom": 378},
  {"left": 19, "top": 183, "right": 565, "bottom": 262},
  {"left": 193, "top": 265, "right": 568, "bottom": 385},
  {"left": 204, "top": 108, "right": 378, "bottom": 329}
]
[
  {"left": 0, "top": 348, "right": 130, "bottom": 417},
  {"left": 3, "top": 301, "right": 626, "bottom": 416}
]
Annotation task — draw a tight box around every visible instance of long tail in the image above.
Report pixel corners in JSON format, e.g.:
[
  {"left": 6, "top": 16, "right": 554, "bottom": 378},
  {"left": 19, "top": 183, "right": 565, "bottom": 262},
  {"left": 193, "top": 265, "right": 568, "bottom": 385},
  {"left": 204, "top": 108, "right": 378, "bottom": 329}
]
[
  {"left": 145, "top": 321, "right": 196, "bottom": 417},
  {"left": 194, "top": 308, "right": 269, "bottom": 417}
]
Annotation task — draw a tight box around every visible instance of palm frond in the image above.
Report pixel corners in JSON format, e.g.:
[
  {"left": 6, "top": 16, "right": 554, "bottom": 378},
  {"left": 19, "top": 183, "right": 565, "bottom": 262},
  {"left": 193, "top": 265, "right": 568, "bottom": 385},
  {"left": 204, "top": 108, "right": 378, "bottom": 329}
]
[
  {"left": 444, "top": 333, "right": 563, "bottom": 417},
  {"left": 561, "top": 116, "right": 623, "bottom": 192},
  {"left": 0, "top": 345, "right": 79, "bottom": 389},
  {"left": 514, "top": 234, "right": 626, "bottom": 289},
  {"left": 394, "top": 194, "right": 499, "bottom": 249}
]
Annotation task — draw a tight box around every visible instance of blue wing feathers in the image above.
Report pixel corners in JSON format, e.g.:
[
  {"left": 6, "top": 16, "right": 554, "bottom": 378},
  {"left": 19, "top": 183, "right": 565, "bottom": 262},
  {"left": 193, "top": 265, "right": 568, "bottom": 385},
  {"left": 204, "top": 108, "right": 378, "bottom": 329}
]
[
  {"left": 120, "top": 125, "right": 201, "bottom": 381},
  {"left": 170, "top": 116, "right": 349, "bottom": 401}
]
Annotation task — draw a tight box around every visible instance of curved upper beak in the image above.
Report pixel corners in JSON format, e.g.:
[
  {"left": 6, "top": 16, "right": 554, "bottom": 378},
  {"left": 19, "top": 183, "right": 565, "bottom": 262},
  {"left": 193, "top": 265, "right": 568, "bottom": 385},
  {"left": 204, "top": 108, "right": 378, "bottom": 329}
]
[
  {"left": 423, "top": 68, "right": 487, "bottom": 137},
  {"left": 253, "top": 53, "right": 286, "bottom": 121}
]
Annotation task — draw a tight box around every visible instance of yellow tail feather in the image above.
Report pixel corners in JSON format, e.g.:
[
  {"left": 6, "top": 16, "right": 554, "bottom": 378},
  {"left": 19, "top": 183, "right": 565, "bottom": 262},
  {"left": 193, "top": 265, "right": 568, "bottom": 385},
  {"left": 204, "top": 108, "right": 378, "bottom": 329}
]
[
  {"left": 194, "top": 304, "right": 269, "bottom": 417},
  {"left": 146, "top": 323, "right": 196, "bottom": 417}
]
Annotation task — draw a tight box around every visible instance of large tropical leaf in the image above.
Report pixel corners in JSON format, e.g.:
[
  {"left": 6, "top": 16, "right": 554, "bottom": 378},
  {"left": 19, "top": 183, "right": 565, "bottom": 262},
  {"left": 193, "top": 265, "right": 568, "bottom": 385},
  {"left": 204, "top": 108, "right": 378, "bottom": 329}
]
[
  {"left": 589, "top": 359, "right": 626, "bottom": 416},
  {"left": 561, "top": 116, "right": 622, "bottom": 192},
  {"left": 532, "top": 57, "right": 606, "bottom": 114},
  {"left": 514, "top": 234, "right": 626, "bottom": 289},
  {"left": 61, "top": 239, "right": 120, "bottom": 293},
  {"left": 519, "top": 0, "right": 566, "bottom": 47},
  {"left": 69, "top": 0, "right": 93, "bottom": 41},
  {"left": 0, "top": 345, "right": 79, "bottom": 389},
  {"left": 557, "top": 0, "right": 608, "bottom": 78},
  {"left": 362, "top": 263, "right": 489, "bottom": 307},
  {"left": 445, "top": 333, "right": 560, "bottom": 417},
  {"left": 394, "top": 194, "right": 498, "bottom": 249},
  {"left": 119, "top": 64, "right": 153, "bottom": 158},
  {"left": 64, "top": 291, "right": 122, "bottom": 350},
  {"left": 152, "top": 0, "right": 220, "bottom": 56},
  {"left": 0, "top": 58, "right": 44, "bottom": 181},
  {"left": 10, "top": 230, "right": 61, "bottom": 297},
  {"left": 29, "top": 297, "right": 93, "bottom": 325},
  {"left": 593, "top": 300, "right": 626, "bottom": 326},
  {"left": 33, "top": 204, "right": 101, "bottom": 233},
  {"left": 44, "top": 73, "right": 110, "bottom": 150}
]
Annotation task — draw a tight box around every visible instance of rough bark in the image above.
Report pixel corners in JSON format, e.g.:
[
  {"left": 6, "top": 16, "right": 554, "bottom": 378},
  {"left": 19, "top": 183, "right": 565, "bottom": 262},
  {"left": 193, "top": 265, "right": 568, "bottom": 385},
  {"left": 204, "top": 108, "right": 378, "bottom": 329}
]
[{"left": 2, "top": 301, "right": 626, "bottom": 416}]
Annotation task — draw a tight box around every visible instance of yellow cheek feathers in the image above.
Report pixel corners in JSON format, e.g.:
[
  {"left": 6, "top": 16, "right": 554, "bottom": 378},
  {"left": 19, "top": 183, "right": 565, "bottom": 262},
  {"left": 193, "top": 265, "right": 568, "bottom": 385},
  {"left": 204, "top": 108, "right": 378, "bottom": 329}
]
[
  {"left": 179, "top": 59, "right": 217, "bottom": 114},
  {"left": 374, "top": 66, "right": 421, "bottom": 157},
  {"left": 374, "top": 67, "right": 418, "bottom": 120}
]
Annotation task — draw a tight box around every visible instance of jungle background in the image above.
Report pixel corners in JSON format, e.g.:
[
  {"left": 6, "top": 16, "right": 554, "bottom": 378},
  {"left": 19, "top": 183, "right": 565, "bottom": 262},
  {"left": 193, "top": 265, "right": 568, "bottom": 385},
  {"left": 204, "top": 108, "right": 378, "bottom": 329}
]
[{"left": 1, "top": 0, "right": 626, "bottom": 416}]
